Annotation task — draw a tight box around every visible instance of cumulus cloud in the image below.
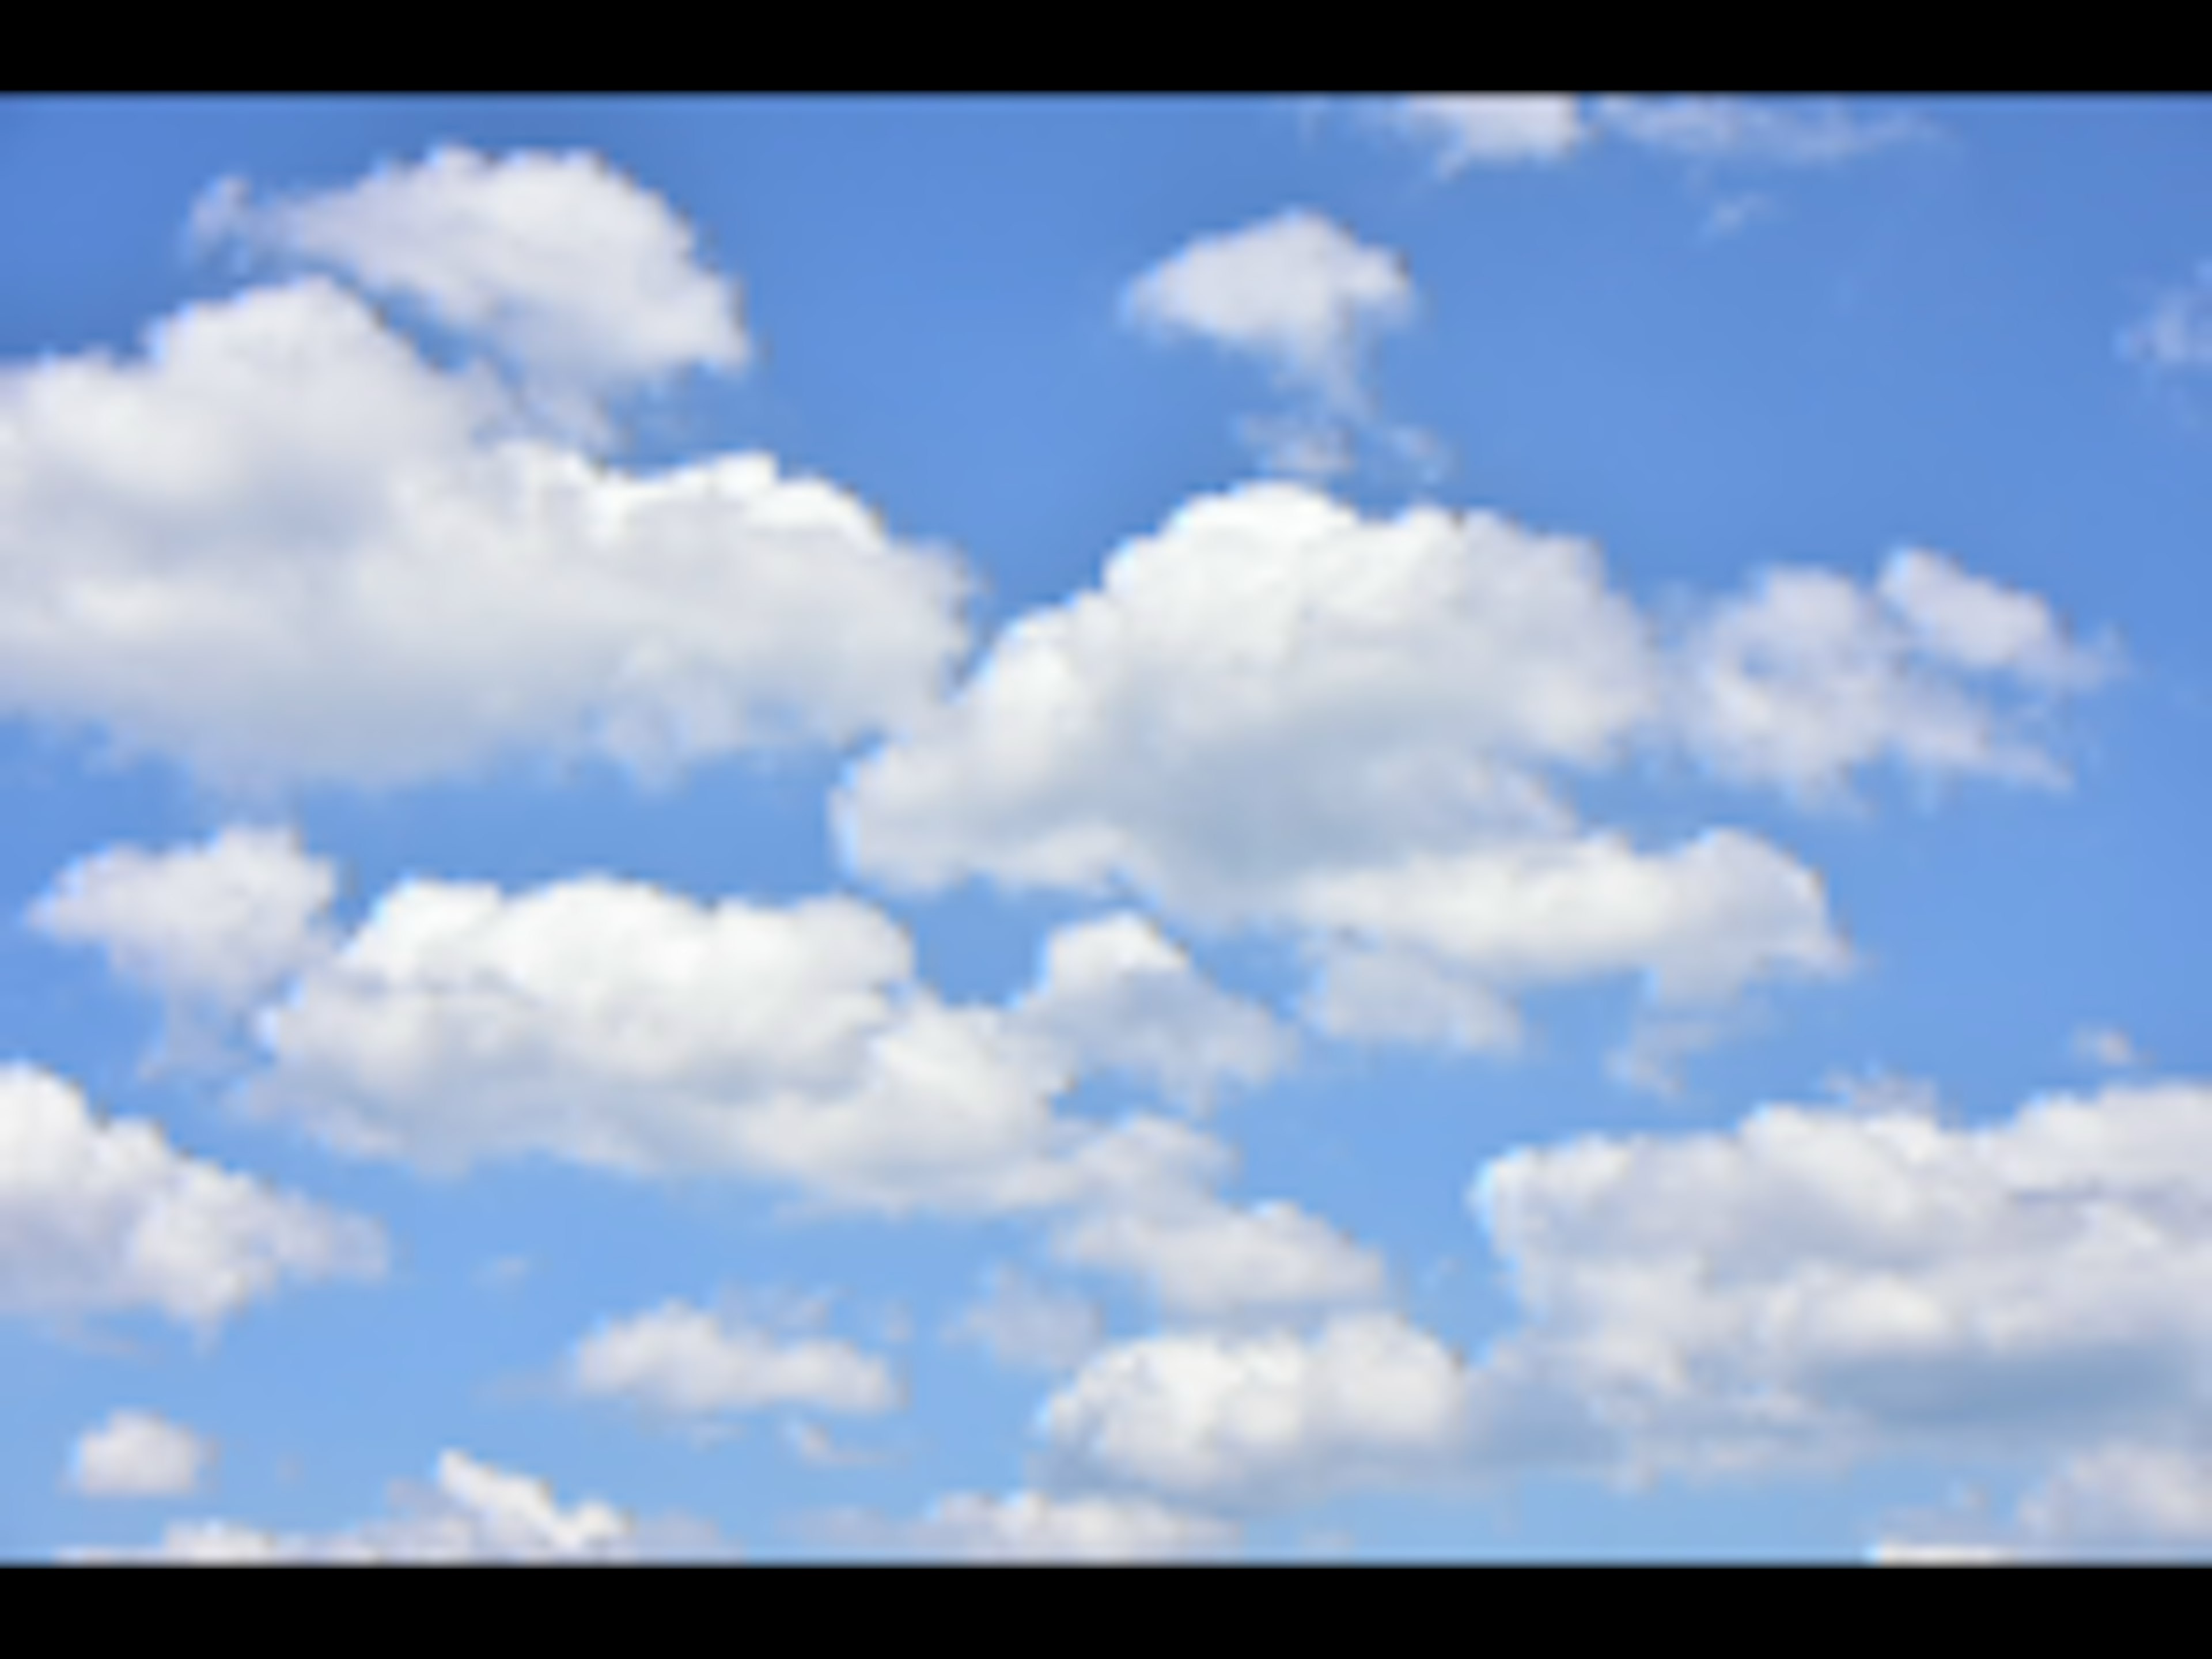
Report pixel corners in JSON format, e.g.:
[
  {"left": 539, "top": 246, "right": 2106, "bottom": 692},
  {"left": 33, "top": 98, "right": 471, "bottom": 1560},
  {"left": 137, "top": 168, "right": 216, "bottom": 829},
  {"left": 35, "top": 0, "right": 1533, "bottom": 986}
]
[
  {"left": 234, "top": 873, "right": 1078, "bottom": 1209},
  {"left": 567, "top": 1297, "right": 902, "bottom": 1421},
  {"left": 1038, "top": 1310, "right": 1476, "bottom": 1509},
  {"left": 837, "top": 483, "right": 1933, "bottom": 1073},
  {"left": 66, "top": 1409, "right": 214, "bottom": 1498},
  {"left": 1465, "top": 1077, "right": 2212, "bottom": 1480},
  {"left": 191, "top": 145, "right": 747, "bottom": 440},
  {"left": 70, "top": 1449, "right": 730, "bottom": 1562},
  {"left": 1876, "top": 1441, "right": 2212, "bottom": 1560},
  {"left": 28, "top": 827, "right": 337, "bottom": 1066},
  {"left": 1047, "top": 1192, "right": 1389, "bottom": 1325},
  {"left": 1011, "top": 911, "right": 1294, "bottom": 1112},
  {"left": 1298, "top": 943, "right": 1526, "bottom": 1055},
  {"left": 1121, "top": 211, "right": 1429, "bottom": 479},
  {"left": 0, "top": 175, "right": 968, "bottom": 793},
  {"left": 1673, "top": 551, "right": 2113, "bottom": 803},
  {"left": 1373, "top": 96, "right": 1588, "bottom": 172},
  {"left": 835, "top": 484, "right": 1654, "bottom": 916},
  {"left": 946, "top": 1266, "right": 1106, "bottom": 1373},
  {"left": 0, "top": 1063, "right": 386, "bottom": 1336},
  {"left": 841, "top": 1489, "right": 1240, "bottom": 1561}
]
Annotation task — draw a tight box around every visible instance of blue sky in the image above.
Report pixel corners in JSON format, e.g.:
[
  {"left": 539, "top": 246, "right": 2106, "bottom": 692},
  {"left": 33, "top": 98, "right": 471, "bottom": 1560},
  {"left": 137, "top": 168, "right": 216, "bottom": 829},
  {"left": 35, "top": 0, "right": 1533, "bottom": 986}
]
[{"left": 4, "top": 93, "right": 2212, "bottom": 1561}]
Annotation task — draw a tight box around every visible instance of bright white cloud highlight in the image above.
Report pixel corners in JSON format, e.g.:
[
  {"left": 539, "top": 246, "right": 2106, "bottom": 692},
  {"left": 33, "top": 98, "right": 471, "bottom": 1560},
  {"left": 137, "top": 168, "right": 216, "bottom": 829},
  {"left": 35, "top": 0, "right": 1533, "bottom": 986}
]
[
  {"left": 1121, "top": 211, "right": 1425, "bottom": 478},
  {"left": 1048, "top": 1187, "right": 1389, "bottom": 1325},
  {"left": 1122, "top": 210, "right": 1412, "bottom": 408},
  {"left": 73, "top": 1449, "right": 726, "bottom": 1562},
  {"left": 1377, "top": 96, "right": 1588, "bottom": 171},
  {"left": 0, "top": 204, "right": 968, "bottom": 791},
  {"left": 1013, "top": 912, "right": 1294, "bottom": 1111},
  {"left": 1467, "top": 1077, "right": 2212, "bottom": 1478},
  {"left": 237, "top": 874, "right": 1072, "bottom": 1209},
  {"left": 1675, "top": 551, "right": 2112, "bottom": 802},
  {"left": 28, "top": 826, "right": 336, "bottom": 1019},
  {"left": 67, "top": 1410, "right": 214, "bottom": 1498},
  {"left": 838, "top": 483, "right": 1898, "bottom": 1071},
  {"left": 0, "top": 1063, "right": 385, "bottom": 1335},
  {"left": 567, "top": 1298, "right": 901, "bottom": 1420},
  {"left": 192, "top": 145, "right": 747, "bottom": 434},
  {"left": 1040, "top": 1312, "right": 1474, "bottom": 1508}
]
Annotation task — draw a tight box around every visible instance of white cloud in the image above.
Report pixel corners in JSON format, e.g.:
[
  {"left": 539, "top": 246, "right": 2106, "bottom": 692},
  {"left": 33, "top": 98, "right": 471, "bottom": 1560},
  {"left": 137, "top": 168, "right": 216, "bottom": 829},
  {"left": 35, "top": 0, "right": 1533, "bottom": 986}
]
[
  {"left": 1012, "top": 911, "right": 1294, "bottom": 1112},
  {"left": 1048, "top": 1192, "right": 1389, "bottom": 1325},
  {"left": 1591, "top": 97, "right": 1935, "bottom": 168},
  {"left": 1376, "top": 96, "right": 1588, "bottom": 172},
  {"left": 236, "top": 873, "right": 1074, "bottom": 1209},
  {"left": 0, "top": 1063, "right": 385, "bottom": 1335},
  {"left": 858, "top": 1489, "right": 1240, "bottom": 1561},
  {"left": 567, "top": 1297, "right": 902, "bottom": 1420},
  {"left": 1298, "top": 943, "right": 1526, "bottom": 1055},
  {"left": 191, "top": 145, "right": 747, "bottom": 439},
  {"left": 27, "top": 827, "right": 336, "bottom": 1054},
  {"left": 1039, "top": 1311, "right": 1475, "bottom": 1509},
  {"left": 1122, "top": 209, "right": 1412, "bottom": 409},
  {"left": 0, "top": 244, "right": 968, "bottom": 793},
  {"left": 1290, "top": 827, "right": 1849, "bottom": 1009},
  {"left": 2122, "top": 266, "right": 2212, "bottom": 373},
  {"left": 1121, "top": 211, "right": 1427, "bottom": 480},
  {"left": 1674, "top": 551, "right": 2111, "bottom": 802},
  {"left": 1465, "top": 1077, "right": 2212, "bottom": 1480},
  {"left": 947, "top": 1266, "right": 1105, "bottom": 1373},
  {"left": 66, "top": 1409, "right": 214, "bottom": 1498},
  {"left": 71, "top": 1449, "right": 729, "bottom": 1561},
  {"left": 1877, "top": 548, "right": 2115, "bottom": 691},
  {"left": 843, "top": 486, "right": 2119, "bottom": 1078},
  {"left": 1875, "top": 1442, "right": 2212, "bottom": 1560},
  {"left": 835, "top": 484, "right": 1655, "bottom": 919}
]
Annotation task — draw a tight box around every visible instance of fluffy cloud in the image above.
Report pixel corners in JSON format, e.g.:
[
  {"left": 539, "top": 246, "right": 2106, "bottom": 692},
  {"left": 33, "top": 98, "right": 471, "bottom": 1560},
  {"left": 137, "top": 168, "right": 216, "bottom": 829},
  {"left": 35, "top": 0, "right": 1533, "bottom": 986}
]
[
  {"left": 236, "top": 873, "right": 1076, "bottom": 1209},
  {"left": 191, "top": 145, "right": 747, "bottom": 438},
  {"left": 567, "top": 1298, "right": 902, "bottom": 1420},
  {"left": 836, "top": 483, "right": 1899, "bottom": 1070},
  {"left": 1297, "top": 943, "right": 1526, "bottom": 1055},
  {"left": 1039, "top": 1312, "right": 1476, "bottom": 1509},
  {"left": 1290, "top": 827, "right": 1848, "bottom": 1009},
  {"left": 1465, "top": 1077, "right": 2212, "bottom": 1479},
  {"left": 1374, "top": 96, "right": 1588, "bottom": 172},
  {"left": 1122, "top": 210, "right": 1412, "bottom": 409},
  {"left": 66, "top": 1410, "right": 214, "bottom": 1498},
  {"left": 0, "top": 173, "right": 968, "bottom": 793},
  {"left": 946, "top": 1266, "right": 1106, "bottom": 1373},
  {"left": 849, "top": 1489, "right": 1240, "bottom": 1561},
  {"left": 1012, "top": 912, "right": 1294, "bottom": 1112},
  {"left": 1047, "top": 1192, "right": 1389, "bottom": 1325},
  {"left": 27, "top": 826, "right": 336, "bottom": 1029},
  {"left": 1120, "top": 211, "right": 1424, "bottom": 479},
  {"left": 71, "top": 1449, "right": 729, "bottom": 1562},
  {"left": 1673, "top": 551, "right": 2113, "bottom": 802},
  {"left": 1876, "top": 1442, "right": 2212, "bottom": 1561},
  {"left": 0, "top": 1063, "right": 386, "bottom": 1335},
  {"left": 835, "top": 484, "right": 1654, "bottom": 915}
]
